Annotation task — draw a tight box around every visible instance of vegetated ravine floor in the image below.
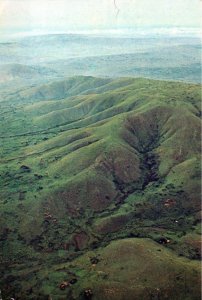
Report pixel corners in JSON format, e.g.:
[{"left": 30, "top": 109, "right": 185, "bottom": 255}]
[{"left": 0, "top": 76, "right": 201, "bottom": 299}]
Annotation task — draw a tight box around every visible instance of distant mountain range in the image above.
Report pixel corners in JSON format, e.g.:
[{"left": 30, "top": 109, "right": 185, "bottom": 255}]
[{"left": 0, "top": 34, "right": 201, "bottom": 86}]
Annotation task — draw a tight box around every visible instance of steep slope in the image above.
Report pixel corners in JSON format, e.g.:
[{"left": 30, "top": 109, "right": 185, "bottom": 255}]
[{"left": 0, "top": 76, "right": 201, "bottom": 299}]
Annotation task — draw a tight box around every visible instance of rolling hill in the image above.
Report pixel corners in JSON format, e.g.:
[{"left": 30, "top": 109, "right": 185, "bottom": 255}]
[
  {"left": 0, "top": 63, "right": 57, "bottom": 82},
  {"left": 42, "top": 44, "right": 201, "bottom": 82},
  {"left": 0, "top": 76, "right": 201, "bottom": 299},
  {"left": 0, "top": 35, "right": 201, "bottom": 87}
]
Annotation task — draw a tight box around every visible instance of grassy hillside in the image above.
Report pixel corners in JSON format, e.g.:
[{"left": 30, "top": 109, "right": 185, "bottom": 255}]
[{"left": 0, "top": 76, "right": 201, "bottom": 299}]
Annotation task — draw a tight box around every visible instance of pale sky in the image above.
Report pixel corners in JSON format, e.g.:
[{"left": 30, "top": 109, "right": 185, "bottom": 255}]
[{"left": 0, "top": 0, "right": 201, "bottom": 36}]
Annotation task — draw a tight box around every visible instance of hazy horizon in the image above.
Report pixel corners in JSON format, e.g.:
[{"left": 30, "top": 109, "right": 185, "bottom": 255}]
[
  {"left": 0, "top": 0, "right": 201, "bottom": 39},
  {"left": 0, "top": 26, "right": 201, "bottom": 42}
]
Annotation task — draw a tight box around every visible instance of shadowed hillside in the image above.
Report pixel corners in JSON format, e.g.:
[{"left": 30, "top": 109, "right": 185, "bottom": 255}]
[{"left": 0, "top": 76, "right": 201, "bottom": 299}]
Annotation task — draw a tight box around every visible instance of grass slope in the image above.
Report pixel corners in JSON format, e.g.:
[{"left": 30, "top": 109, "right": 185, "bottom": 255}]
[{"left": 0, "top": 76, "right": 201, "bottom": 299}]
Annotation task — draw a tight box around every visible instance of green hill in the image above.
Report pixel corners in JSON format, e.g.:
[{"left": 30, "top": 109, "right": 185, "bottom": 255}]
[{"left": 0, "top": 76, "right": 201, "bottom": 299}]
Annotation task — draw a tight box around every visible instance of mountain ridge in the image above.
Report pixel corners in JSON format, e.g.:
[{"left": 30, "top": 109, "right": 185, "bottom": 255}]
[{"left": 0, "top": 76, "right": 201, "bottom": 299}]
